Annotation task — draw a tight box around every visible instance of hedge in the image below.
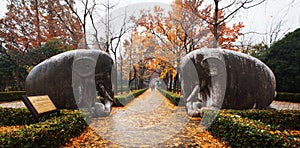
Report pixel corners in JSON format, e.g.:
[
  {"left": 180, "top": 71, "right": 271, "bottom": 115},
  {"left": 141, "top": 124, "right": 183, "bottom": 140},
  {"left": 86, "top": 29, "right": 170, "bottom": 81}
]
[
  {"left": 224, "top": 109, "right": 300, "bottom": 130},
  {"left": 1, "top": 108, "right": 36, "bottom": 126},
  {"left": 206, "top": 110, "right": 300, "bottom": 147},
  {"left": 98, "top": 88, "right": 148, "bottom": 107},
  {"left": 0, "top": 91, "right": 26, "bottom": 102},
  {"left": 0, "top": 108, "right": 88, "bottom": 147},
  {"left": 157, "top": 88, "right": 184, "bottom": 106},
  {"left": 0, "top": 88, "right": 148, "bottom": 106},
  {"left": 156, "top": 89, "right": 300, "bottom": 105},
  {"left": 275, "top": 92, "right": 300, "bottom": 103}
]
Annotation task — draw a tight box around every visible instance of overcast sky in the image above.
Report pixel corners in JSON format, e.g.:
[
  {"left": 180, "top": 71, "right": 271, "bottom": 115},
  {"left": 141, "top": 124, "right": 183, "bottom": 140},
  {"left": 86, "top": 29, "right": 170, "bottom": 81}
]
[{"left": 0, "top": 0, "right": 299, "bottom": 45}]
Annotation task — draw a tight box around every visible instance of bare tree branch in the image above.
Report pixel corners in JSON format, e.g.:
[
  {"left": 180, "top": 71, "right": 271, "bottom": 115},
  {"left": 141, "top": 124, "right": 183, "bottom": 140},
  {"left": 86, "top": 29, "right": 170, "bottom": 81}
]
[
  {"left": 88, "top": 0, "right": 102, "bottom": 50},
  {"left": 220, "top": 0, "right": 237, "bottom": 10},
  {"left": 64, "top": 0, "right": 84, "bottom": 26},
  {"left": 218, "top": 0, "right": 266, "bottom": 25}
]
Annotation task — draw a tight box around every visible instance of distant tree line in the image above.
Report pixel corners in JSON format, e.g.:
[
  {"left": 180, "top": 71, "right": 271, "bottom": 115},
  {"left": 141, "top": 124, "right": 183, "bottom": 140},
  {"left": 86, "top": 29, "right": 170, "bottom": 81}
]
[{"left": 253, "top": 28, "right": 300, "bottom": 93}]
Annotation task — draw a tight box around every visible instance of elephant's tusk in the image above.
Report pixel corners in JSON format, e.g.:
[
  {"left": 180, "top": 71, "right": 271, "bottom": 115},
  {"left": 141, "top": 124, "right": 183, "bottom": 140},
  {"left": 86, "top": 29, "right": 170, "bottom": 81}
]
[{"left": 186, "top": 85, "right": 200, "bottom": 102}]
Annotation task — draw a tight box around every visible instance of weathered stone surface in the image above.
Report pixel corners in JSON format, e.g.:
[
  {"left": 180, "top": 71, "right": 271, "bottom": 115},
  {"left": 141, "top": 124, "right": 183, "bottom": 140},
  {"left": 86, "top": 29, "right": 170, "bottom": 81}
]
[
  {"left": 26, "top": 49, "right": 114, "bottom": 116},
  {"left": 181, "top": 48, "right": 276, "bottom": 117}
]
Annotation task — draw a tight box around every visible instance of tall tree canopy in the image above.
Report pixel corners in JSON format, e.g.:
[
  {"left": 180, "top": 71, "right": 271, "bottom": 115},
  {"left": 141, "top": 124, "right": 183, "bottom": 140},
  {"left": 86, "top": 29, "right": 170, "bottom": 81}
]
[
  {"left": 133, "top": 0, "right": 245, "bottom": 55},
  {"left": 261, "top": 28, "right": 300, "bottom": 93},
  {"left": 0, "top": 0, "right": 83, "bottom": 53}
]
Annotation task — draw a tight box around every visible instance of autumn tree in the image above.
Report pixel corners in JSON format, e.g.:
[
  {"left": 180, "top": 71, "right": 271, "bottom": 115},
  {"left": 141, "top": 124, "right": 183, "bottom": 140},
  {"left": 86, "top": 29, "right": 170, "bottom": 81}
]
[
  {"left": 133, "top": 1, "right": 221, "bottom": 57},
  {"left": 135, "top": 5, "right": 209, "bottom": 63},
  {"left": 129, "top": 0, "right": 266, "bottom": 91},
  {"left": 0, "top": 0, "right": 83, "bottom": 90},
  {"left": 0, "top": 0, "right": 83, "bottom": 52},
  {"left": 122, "top": 28, "right": 178, "bottom": 91},
  {"left": 125, "top": 0, "right": 253, "bottom": 91},
  {"left": 122, "top": 29, "right": 157, "bottom": 89},
  {"left": 171, "top": 0, "right": 248, "bottom": 50},
  {"left": 181, "top": 0, "right": 264, "bottom": 49},
  {"left": 134, "top": 0, "right": 267, "bottom": 52},
  {"left": 208, "top": 0, "right": 264, "bottom": 48},
  {"left": 48, "top": 0, "right": 84, "bottom": 47},
  {"left": 131, "top": 1, "right": 210, "bottom": 92}
]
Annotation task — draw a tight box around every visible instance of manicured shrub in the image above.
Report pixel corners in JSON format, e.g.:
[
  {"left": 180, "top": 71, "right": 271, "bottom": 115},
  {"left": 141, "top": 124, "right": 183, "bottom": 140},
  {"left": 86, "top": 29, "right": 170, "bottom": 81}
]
[
  {"left": 114, "top": 88, "right": 148, "bottom": 106},
  {"left": 0, "top": 89, "right": 149, "bottom": 105},
  {"left": 275, "top": 92, "right": 300, "bottom": 103},
  {"left": 0, "top": 109, "right": 88, "bottom": 147},
  {"left": 206, "top": 110, "right": 300, "bottom": 147},
  {"left": 0, "top": 108, "right": 35, "bottom": 126},
  {"left": 224, "top": 109, "right": 300, "bottom": 130},
  {"left": 98, "top": 88, "right": 148, "bottom": 107},
  {"left": 0, "top": 91, "right": 26, "bottom": 102},
  {"left": 157, "top": 88, "right": 184, "bottom": 106}
]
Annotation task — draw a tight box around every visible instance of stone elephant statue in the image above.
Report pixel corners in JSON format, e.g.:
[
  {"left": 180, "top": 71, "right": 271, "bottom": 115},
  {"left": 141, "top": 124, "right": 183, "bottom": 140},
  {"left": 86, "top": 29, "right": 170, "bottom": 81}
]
[
  {"left": 26, "top": 49, "right": 115, "bottom": 116},
  {"left": 181, "top": 48, "right": 276, "bottom": 117}
]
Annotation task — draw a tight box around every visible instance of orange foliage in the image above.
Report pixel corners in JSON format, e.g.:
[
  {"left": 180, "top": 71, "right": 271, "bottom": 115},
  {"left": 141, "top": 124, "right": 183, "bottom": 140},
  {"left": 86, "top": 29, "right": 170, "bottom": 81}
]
[
  {"left": 0, "top": 0, "right": 83, "bottom": 52},
  {"left": 122, "top": 27, "right": 177, "bottom": 81},
  {"left": 123, "top": 0, "right": 246, "bottom": 84},
  {"left": 133, "top": 0, "right": 244, "bottom": 53}
]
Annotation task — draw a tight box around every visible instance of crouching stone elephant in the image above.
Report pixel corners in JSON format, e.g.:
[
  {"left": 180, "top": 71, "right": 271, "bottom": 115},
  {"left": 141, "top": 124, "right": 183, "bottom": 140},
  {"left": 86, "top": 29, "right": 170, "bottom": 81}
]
[
  {"left": 181, "top": 48, "right": 276, "bottom": 117},
  {"left": 26, "top": 49, "right": 115, "bottom": 117}
]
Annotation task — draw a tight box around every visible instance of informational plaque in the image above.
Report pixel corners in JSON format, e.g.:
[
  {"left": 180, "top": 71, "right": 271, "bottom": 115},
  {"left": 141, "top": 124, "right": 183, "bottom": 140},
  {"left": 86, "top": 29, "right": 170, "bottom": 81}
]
[
  {"left": 27, "top": 95, "right": 57, "bottom": 114},
  {"left": 21, "top": 95, "right": 60, "bottom": 122}
]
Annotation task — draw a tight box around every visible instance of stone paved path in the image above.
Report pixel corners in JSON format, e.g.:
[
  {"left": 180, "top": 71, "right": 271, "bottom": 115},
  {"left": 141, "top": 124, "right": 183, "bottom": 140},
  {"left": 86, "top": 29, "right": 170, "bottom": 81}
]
[
  {"left": 89, "top": 89, "right": 192, "bottom": 147},
  {"left": 269, "top": 100, "right": 300, "bottom": 110},
  {"left": 0, "top": 100, "right": 26, "bottom": 108},
  {"left": 65, "top": 89, "right": 227, "bottom": 147}
]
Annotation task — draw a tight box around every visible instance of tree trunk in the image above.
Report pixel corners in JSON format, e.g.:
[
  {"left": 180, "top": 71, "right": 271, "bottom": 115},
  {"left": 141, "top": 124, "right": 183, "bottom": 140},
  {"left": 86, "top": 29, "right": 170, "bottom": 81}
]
[
  {"left": 34, "top": 0, "right": 41, "bottom": 46},
  {"left": 47, "top": 1, "right": 55, "bottom": 37},
  {"left": 173, "top": 73, "right": 179, "bottom": 93},
  {"left": 213, "top": 0, "right": 219, "bottom": 48},
  {"left": 120, "top": 55, "right": 123, "bottom": 94},
  {"left": 113, "top": 64, "right": 118, "bottom": 95}
]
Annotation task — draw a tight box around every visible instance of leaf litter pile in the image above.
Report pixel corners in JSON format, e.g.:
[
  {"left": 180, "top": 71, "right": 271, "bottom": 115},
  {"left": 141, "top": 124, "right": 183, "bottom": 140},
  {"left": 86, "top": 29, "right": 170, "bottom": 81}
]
[
  {"left": 63, "top": 90, "right": 227, "bottom": 147},
  {"left": 0, "top": 125, "right": 24, "bottom": 134}
]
